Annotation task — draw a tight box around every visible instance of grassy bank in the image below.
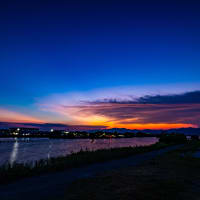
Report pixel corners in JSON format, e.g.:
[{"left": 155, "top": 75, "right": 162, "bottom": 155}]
[
  {"left": 0, "top": 142, "right": 169, "bottom": 185},
  {"left": 62, "top": 141, "right": 200, "bottom": 200}
]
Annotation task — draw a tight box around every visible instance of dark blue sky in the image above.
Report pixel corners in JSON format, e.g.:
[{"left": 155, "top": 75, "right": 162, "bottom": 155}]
[{"left": 0, "top": 1, "right": 200, "bottom": 128}]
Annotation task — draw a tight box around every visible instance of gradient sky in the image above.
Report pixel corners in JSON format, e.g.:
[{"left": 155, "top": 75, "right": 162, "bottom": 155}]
[{"left": 0, "top": 1, "right": 200, "bottom": 130}]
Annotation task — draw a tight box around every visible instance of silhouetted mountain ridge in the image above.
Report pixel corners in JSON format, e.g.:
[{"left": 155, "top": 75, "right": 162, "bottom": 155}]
[{"left": 89, "top": 127, "right": 200, "bottom": 135}]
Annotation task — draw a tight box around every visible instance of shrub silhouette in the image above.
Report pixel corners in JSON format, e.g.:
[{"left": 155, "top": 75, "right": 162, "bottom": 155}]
[{"left": 159, "top": 134, "right": 187, "bottom": 144}]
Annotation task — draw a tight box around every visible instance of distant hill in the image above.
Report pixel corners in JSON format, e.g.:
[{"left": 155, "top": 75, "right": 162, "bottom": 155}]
[{"left": 89, "top": 127, "right": 200, "bottom": 135}]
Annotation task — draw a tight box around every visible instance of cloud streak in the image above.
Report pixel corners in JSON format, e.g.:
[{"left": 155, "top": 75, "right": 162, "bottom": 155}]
[
  {"left": 0, "top": 108, "right": 44, "bottom": 123},
  {"left": 37, "top": 89, "right": 200, "bottom": 129}
]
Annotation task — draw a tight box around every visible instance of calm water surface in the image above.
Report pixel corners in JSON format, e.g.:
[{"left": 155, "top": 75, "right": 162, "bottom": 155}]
[{"left": 0, "top": 137, "right": 158, "bottom": 166}]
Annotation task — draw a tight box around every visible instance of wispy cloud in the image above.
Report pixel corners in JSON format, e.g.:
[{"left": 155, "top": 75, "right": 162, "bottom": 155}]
[
  {"left": 0, "top": 108, "right": 44, "bottom": 123},
  {"left": 137, "top": 91, "right": 200, "bottom": 104},
  {"left": 36, "top": 86, "right": 200, "bottom": 129}
]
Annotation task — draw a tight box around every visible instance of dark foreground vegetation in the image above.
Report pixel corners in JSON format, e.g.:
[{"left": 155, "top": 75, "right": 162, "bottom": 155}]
[
  {"left": 62, "top": 141, "right": 200, "bottom": 200},
  {"left": 0, "top": 142, "right": 169, "bottom": 185},
  {"left": 158, "top": 133, "right": 187, "bottom": 144}
]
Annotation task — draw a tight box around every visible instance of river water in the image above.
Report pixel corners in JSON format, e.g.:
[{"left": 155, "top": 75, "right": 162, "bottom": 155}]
[{"left": 0, "top": 137, "right": 158, "bottom": 166}]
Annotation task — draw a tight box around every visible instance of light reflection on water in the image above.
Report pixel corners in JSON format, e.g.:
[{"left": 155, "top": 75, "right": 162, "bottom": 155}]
[
  {"left": 9, "top": 140, "right": 19, "bottom": 166},
  {"left": 0, "top": 137, "right": 158, "bottom": 165}
]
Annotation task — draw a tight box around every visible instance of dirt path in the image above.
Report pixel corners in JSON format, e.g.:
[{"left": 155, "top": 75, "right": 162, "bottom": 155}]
[{"left": 0, "top": 145, "right": 182, "bottom": 200}]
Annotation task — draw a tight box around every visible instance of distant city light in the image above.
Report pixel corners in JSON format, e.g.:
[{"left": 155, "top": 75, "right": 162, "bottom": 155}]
[{"left": 50, "top": 129, "right": 54, "bottom": 132}]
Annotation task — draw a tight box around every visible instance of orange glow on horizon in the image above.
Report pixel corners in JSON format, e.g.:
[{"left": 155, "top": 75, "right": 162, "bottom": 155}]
[
  {"left": 105, "top": 123, "right": 197, "bottom": 130},
  {"left": 71, "top": 115, "right": 197, "bottom": 130},
  {"left": 86, "top": 121, "right": 196, "bottom": 130}
]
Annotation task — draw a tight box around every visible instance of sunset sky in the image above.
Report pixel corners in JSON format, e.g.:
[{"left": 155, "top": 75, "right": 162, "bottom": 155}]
[{"left": 0, "top": 1, "right": 200, "bottom": 130}]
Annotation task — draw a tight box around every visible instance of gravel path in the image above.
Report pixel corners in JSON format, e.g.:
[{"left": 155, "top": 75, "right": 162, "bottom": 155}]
[{"left": 0, "top": 145, "right": 182, "bottom": 200}]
